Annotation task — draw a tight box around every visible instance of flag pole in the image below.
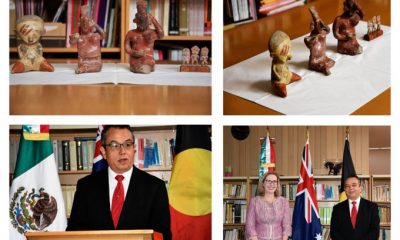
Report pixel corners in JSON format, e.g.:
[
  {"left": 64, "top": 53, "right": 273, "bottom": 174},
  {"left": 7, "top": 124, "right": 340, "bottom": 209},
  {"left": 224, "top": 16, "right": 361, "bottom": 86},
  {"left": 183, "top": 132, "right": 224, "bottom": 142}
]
[
  {"left": 346, "top": 126, "right": 350, "bottom": 140},
  {"left": 266, "top": 126, "right": 270, "bottom": 137},
  {"left": 306, "top": 126, "right": 310, "bottom": 141}
]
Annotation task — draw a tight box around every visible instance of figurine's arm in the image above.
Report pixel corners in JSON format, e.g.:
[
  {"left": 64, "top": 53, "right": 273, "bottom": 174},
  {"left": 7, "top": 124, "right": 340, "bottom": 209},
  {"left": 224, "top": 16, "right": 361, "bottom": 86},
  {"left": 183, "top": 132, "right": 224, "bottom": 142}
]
[
  {"left": 149, "top": 14, "right": 164, "bottom": 39},
  {"left": 304, "top": 36, "right": 315, "bottom": 49},
  {"left": 332, "top": 18, "right": 348, "bottom": 40},
  {"left": 69, "top": 33, "right": 80, "bottom": 45},
  {"left": 92, "top": 20, "right": 106, "bottom": 39},
  {"left": 124, "top": 32, "right": 145, "bottom": 57},
  {"left": 37, "top": 43, "right": 43, "bottom": 56},
  {"left": 17, "top": 44, "right": 27, "bottom": 59}
]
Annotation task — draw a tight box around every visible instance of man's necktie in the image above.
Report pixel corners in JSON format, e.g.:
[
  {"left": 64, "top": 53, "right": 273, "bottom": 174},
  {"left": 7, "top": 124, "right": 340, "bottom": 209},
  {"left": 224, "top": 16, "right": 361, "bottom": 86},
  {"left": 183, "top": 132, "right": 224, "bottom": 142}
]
[
  {"left": 351, "top": 201, "right": 357, "bottom": 229},
  {"left": 112, "top": 175, "right": 125, "bottom": 229}
]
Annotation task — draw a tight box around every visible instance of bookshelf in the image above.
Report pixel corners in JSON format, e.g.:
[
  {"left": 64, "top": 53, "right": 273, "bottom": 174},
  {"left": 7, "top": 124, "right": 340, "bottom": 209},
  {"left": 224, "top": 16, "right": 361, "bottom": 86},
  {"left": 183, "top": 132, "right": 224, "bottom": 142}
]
[
  {"left": 10, "top": 0, "right": 212, "bottom": 64},
  {"left": 10, "top": 125, "right": 176, "bottom": 218},
  {"left": 223, "top": 175, "right": 390, "bottom": 240}
]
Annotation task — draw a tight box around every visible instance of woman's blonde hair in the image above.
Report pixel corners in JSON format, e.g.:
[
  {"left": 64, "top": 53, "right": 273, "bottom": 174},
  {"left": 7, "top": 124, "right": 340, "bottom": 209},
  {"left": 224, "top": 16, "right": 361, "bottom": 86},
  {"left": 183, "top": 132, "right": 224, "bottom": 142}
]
[{"left": 258, "top": 172, "right": 280, "bottom": 197}]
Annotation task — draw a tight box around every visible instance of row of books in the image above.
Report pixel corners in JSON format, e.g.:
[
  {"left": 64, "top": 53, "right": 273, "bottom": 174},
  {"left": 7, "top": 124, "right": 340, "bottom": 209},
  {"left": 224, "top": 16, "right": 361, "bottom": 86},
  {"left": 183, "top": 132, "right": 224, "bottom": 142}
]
[
  {"left": 379, "top": 228, "right": 391, "bottom": 240},
  {"left": 223, "top": 228, "right": 245, "bottom": 240},
  {"left": 373, "top": 185, "right": 391, "bottom": 202},
  {"left": 54, "top": 138, "right": 96, "bottom": 171},
  {"left": 223, "top": 200, "right": 247, "bottom": 224},
  {"left": 61, "top": 185, "right": 76, "bottom": 218},
  {"left": 315, "top": 183, "right": 339, "bottom": 200},
  {"left": 134, "top": 138, "right": 175, "bottom": 169},
  {"left": 223, "top": 182, "right": 247, "bottom": 198},
  {"left": 378, "top": 206, "right": 390, "bottom": 225},
  {"left": 318, "top": 207, "right": 333, "bottom": 225},
  {"left": 280, "top": 182, "right": 298, "bottom": 200},
  {"left": 129, "top": 0, "right": 212, "bottom": 37},
  {"left": 14, "top": 0, "right": 45, "bottom": 18},
  {"left": 258, "top": 0, "right": 305, "bottom": 16},
  {"left": 321, "top": 227, "right": 331, "bottom": 240}
]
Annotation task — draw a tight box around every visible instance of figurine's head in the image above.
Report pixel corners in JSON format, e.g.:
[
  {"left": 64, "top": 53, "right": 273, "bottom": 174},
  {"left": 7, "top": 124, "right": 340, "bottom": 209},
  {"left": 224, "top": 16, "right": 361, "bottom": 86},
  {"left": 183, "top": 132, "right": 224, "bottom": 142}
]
[
  {"left": 191, "top": 46, "right": 200, "bottom": 55},
  {"left": 269, "top": 31, "right": 292, "bottom": 62},
  {"left": 183, "top": 48, "right": 190, "bottom": 56},
  {"left": 201, "top": 47, "right": 209, "bottom": 56},
  {"left": 16, "top": 15, "right": 45, "bottom": 45},
  {"left": 80, "top": 5, "right": 93, "bottom": 34},
  {"left": 137, "top": 0, "right": 148, "bottom": 14}
]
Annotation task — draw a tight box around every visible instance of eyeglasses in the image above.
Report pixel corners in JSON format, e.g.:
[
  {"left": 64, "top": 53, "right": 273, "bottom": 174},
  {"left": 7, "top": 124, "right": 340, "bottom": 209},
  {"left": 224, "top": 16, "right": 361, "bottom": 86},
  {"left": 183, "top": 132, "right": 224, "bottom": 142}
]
[
  {"left": 344, "top": 184, "right": 359, "bottom": 189},
  {"left": 104, "top": 141, "right": 134, "bottom": 150},
  {"left": 264, "top": 180, "right": 278, "bottom": 185}
]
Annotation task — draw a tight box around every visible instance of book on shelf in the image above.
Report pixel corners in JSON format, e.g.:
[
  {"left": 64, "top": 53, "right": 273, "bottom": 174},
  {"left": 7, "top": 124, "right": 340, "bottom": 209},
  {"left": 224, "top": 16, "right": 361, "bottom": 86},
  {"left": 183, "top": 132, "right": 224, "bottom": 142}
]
[
  {"left": 224, "top": 182, "right": 247, "bottom": 198},
  {"left": 62, "top": 140, "right": 71, "bottom": 171},
  {"left": 224, "top": 0, "right": 258, "bottom": 26},
  {"left": 223, "top": 228, "right": 245, "bottom": 240},
  {"left": 223, "top": 200, "right": 247, "bottom": 224},
  {"left": 373, "top": 185, "right": 391, "bottom": 202},
  {"left": 378, "top": 206, "right": 390, "bottom": 225},
  {"left": 61, "top": 185, "right": 76, "bottom": 218},
  {"left": 315, "top": 183, "right": 340, "bottom": 201}
]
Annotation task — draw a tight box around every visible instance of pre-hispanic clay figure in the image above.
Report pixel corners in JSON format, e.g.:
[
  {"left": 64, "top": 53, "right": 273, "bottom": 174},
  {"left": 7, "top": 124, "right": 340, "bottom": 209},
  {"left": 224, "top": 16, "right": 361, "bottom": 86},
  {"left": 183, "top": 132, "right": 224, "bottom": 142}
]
[
  {"left": 269, "top": 31, "right": 301, "bottom": 98},
  {"left": 11, "top": 15, "right": 54, "bottom": 73},
  {"left": 191, "top": 45, "right": 200, "bottom": 65},
  {"left": 333, "top": 0, "right": 364, "bottom": 55},
  {"left": 69, "top": 5, "right": 105, "bottom": 74},
  {"left": 182, "top": 48, "right": 190, "bottom": 65},
  {"left": 124, "top": 0, "right": 164, "bottom": 74},
  {"left": 304, "top": 7, "right": 335, "bottom": 75},
  {"left": 200, "top": 47, "right": 209, "bottom": 65}
]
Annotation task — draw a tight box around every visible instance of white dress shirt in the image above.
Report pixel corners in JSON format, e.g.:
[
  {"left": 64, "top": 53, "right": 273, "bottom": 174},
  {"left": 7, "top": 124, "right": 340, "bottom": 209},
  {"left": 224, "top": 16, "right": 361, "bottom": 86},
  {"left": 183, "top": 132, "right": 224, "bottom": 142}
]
[
  {"left": 108, "top": 166, "right": 133, "bottom": 209},
  {"left": 348, "top": 196, "right": 361, "bottom": 216}
]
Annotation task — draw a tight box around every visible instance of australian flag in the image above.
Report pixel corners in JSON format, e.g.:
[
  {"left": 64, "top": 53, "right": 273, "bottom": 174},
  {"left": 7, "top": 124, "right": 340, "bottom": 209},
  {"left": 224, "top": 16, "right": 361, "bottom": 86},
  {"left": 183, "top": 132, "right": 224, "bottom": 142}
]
[
  {"left": 92, "top": 125, "right": 108, "bottom": 173},
  {"left": 292, "top": 140, "right": 323, "bottom": 240}
]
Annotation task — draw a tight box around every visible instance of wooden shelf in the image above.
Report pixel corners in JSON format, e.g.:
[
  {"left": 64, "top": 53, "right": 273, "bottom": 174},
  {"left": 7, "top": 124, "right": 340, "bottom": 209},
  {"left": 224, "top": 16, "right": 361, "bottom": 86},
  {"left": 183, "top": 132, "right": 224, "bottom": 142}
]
[
  {"left": 10, "top": 47, "right": 121, "bottom": 53},
  {"left": 161, "top": 36, "right": 211, "bottom": 41}
]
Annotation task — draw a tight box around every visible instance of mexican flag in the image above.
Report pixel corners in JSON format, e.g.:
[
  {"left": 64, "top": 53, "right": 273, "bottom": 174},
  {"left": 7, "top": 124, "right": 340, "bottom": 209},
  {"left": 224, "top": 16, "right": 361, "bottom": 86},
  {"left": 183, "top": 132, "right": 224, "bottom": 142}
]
[{"left": 9, "top": 125, "right": 67, "bottom": 240}]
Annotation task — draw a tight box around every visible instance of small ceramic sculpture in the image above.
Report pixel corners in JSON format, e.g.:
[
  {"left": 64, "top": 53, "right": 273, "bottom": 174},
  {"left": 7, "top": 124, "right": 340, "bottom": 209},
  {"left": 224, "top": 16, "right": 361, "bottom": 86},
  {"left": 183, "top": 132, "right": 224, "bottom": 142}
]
[
  {"left": 190, "top": 45, "right": 200, "bottom": 65},
  {"left": 364, "top": 15, "right": 383, "bottom": 41},
  {"left": 200, "top": 47, "right": 209, "bottom": 65},
  {"left": 69, "top": 5, "right": 105, "bottom": 74},
  {"left": 333, "top": 0, "right": 364, "bottom": 55},
  {"left": 182, "top": 48, "right": 190, "bottom": 65},
  {"left": 304, "top": 7, "right": 335, "bottom": 75},
  {"left": 11, "top": 15, "right": 54, "bottom": 73},
  {"left": 124, "top": 0, "right": 164, "bottom": 74},
  {"left": 180, "top": 46, "right": 210, "bottom": 72},
  {"left": 269, "top": 31, "right": 301, "bottom": 98}
]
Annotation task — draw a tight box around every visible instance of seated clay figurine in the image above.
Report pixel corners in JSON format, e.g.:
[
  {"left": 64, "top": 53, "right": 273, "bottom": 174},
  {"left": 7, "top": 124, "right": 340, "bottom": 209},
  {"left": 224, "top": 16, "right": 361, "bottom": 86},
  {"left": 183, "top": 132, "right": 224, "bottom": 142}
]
[
  {"left": 304, "top": 7, "right": 335, "bottom": 75},
  {"left": 69, "top": 5, "right": 105, "bottom": 74},
  {"left": 200, "top": 47, "right": 209, "bottom": 65},
  {"left": 269, "top": 31, "right": 301, "bottom": 98},
  {"left": 11, "top": 15, "right": 54, "bottom": 73},
  {"left": 333, "top": 0, "right": 364, "bottom": 55},
  {"left": 124, "top": 0, "right": 164, "bottom": 74}
]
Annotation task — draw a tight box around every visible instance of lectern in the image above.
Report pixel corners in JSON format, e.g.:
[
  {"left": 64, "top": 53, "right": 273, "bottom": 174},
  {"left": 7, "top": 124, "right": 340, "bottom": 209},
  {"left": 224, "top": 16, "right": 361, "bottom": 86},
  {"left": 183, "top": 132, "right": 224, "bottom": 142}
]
[{"left": 25, "top": 229, "right": 154, "bottom": 240}]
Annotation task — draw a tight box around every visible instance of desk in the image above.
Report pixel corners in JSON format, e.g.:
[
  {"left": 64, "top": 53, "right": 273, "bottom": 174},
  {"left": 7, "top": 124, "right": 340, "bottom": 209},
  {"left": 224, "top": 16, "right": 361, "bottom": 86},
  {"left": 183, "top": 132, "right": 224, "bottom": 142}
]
[
  {"left": 10, "top": 84, "right": 211, "bottom": 115},
  {"left": 224, "top": 0, "right": 390, "bottom": 115}
]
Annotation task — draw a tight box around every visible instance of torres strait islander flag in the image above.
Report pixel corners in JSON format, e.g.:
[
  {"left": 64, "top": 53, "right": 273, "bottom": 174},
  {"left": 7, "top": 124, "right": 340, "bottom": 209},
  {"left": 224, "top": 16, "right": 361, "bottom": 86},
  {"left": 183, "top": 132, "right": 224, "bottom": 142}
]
[
  {"left": 9, "top": 125, "right": 67, "bottom": 240},
  {"left": 92, "top": 125, "right": 108, "bottom": 173},
  {"left": 168, "top": 125, "right": 211, "bottom": 240},
  {"left": 259, "top": 135, "right": 276, "bottom": 177},
  {"left": 292, "top": 139, "right": 323, "bottom": 240}
]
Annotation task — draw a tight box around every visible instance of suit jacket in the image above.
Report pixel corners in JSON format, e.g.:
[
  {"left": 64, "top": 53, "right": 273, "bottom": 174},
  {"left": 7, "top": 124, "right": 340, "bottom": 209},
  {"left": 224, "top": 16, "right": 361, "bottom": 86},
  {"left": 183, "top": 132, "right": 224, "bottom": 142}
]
[
  {"left": 67, "top": 167, "right": 172, "bottom": 240},
  {"left": 330, "top": 198, "right": 380, "bottom": 240}
]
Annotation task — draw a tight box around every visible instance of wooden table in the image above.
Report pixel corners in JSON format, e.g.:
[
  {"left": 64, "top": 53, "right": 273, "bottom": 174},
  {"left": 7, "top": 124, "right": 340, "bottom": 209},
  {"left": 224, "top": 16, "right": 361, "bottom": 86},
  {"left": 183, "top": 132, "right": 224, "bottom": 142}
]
[
  {"left": 10, "top": 84, "right": 211, "bottom": 115},
  {"left": 224, "top": 0, "right": 390, "bottom": 115}
]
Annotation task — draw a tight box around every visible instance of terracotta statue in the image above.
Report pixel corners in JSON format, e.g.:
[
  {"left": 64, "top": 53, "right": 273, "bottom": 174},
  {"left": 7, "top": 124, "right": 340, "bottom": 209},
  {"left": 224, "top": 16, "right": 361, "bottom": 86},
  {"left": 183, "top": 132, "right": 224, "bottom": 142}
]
[
  {"left": 182, "top": 48, "right": 190, "bottom": 65},
  {"left": 124, "top": 0, "right": 164, "bottom": 74},
  {"left": 200, "top": 47, "right": 209, "bottom": 65},
  {"left": 333, "top": 0, "right": 364, "bottom": 55},
  {"left": 69, "top": 5, "right": 105, "bottom": 74},
  {"left": 11, "top": 15, "right": 54, "bottom": 73},
  {"left": 190, "top": 45, "right": 200, "bottom": 65},
  {"left": 304, "top": 7, "right": 335, "bottom": 75},
  {"left": 269, "top": 31, "right": 301, "bottom": 98}
]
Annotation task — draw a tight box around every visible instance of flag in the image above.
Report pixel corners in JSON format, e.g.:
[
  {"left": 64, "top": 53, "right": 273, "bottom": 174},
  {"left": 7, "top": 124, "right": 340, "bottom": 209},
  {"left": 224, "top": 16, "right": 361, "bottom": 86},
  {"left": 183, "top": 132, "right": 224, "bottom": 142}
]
[
  {"left": 168, "top": 125, "right": 211, "bottom": 240},
  {"left": 9, "top": 125, "right": 67, "bottom": 240},
  {"left": 259, "top": 135, "right": 276, "bottom": 178},
  {"left": 292, "top": 139, "right": 322, "bottom": 240},
  {"left": 339, "top": 138, "right": 356, "bottom": 202},
  {"left": 92, "top": 125, "right": 108, "bottom": 173}
]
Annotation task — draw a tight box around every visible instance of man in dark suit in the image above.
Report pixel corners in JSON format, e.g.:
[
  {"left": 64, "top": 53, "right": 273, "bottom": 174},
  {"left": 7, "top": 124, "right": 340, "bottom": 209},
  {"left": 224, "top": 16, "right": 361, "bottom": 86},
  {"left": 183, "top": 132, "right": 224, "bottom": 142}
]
[
  {"left": 67, "top": 125, "right": 171, "bottom": 240},
  {"left": 330, "top": 175, "right": 380, "bottom": 240}
]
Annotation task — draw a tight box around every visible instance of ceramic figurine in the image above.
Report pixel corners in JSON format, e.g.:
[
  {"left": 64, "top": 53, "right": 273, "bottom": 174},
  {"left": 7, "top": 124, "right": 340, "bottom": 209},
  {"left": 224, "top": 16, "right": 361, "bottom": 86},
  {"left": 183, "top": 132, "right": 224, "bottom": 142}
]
[
  {"left": 363, "top": 15, "right": 383, "bottom": 41},
  {"left": 182, "top": 48, "right": 190, "bottom": 65},
  {"left": 190, "top": 45, "right": 200, "bottom": 65},
  {"left": 11, "top": 15, "right": 54, "bottom": 73},
  {"left": 333, "top": 0, "right": 364, "bottom": 55},
  {"left": 304, "top": 7, "right": 335, "bottom": 75},
  {"left": 69, "top": 5, "right": 105, "bottom": 74},
  {"left": 200, "top": 47, "right": 209, "bottom": 65},
  {"left": 124, "top": 0, "right": 164, "bottom": 74},
  {"left": 269, "top": 31, "right": 301, "bottom": 98}
]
